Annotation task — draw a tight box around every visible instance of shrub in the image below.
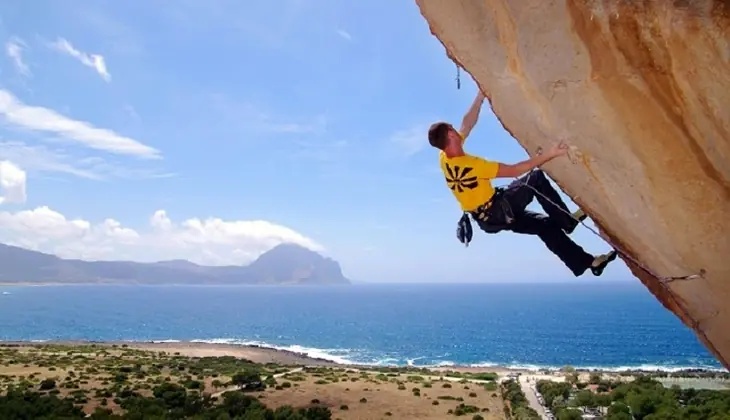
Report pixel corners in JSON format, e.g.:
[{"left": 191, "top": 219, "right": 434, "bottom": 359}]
[
  {"left": 454, "top": 403, "right": 480, "bottom": 416},
  {"left": 39, "top": 379, "right": 56, "bottom": 390},
  {"left": 483, "top": 381, "right": 498, "bottom": 391}
]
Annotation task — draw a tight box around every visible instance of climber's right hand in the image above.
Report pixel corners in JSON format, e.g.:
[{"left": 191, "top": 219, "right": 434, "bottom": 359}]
[{"left": 548, "top": 141, "right": 570, "bottom": 158}]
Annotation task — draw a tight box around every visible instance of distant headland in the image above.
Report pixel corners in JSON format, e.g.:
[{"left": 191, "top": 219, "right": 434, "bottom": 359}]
[{"left": 0, "top": 242, "right": 351, "bottom": 285}]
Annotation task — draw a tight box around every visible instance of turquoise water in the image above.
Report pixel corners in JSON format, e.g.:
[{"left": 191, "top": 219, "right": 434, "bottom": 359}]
[{"left": 0, "top": 282, "right": 723, "bottom": 371}]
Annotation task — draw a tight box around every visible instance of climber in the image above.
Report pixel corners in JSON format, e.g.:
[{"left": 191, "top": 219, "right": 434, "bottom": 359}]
[{"left": 428, "top": 90, "right": 617, "bottom": 277}]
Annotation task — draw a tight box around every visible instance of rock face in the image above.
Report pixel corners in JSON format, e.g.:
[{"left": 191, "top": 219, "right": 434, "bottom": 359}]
[{"left": 415, "top": 0, "right": 730, "bottom": 369}]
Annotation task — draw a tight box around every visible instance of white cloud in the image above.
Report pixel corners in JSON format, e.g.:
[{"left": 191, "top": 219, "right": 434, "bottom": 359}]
[
  {"left": 0, "top": 90, "right": 160, "bottom": 158},
  {"left": 389, "top": 124, "right": 428, "bottom": 157},
  {"left": 0, "top": 141, "right": 171, "bottom": 180},
  {"left": 5, "top": 37, "right": 30, "bottom": 76},
  {"left": 0, "top": 160, "right": 27, "bottom": 204},
  {"left": 336, "top": 29, "right": 352, "bottom": 41},
  {"left": 0, "top": 206, "right": 323, "bottom": 266},
  {"left": 50, "top": 37, "right": 111, "bottom": 82}
]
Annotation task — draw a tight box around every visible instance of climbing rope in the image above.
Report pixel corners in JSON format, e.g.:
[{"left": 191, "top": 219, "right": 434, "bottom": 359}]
[
  {"left": 493, "top": 146, "right": 705, "bottom": 284},
  {"left": 455, "top": 64, "right": 461, "bottom": 90},
  {"left": 513, "top": 173, "right": 705, "bottom": 284}
]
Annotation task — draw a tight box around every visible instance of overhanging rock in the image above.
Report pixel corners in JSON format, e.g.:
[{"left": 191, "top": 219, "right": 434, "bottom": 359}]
[{"left": 415, "top": 0, "right": 730, "bottom": 369}]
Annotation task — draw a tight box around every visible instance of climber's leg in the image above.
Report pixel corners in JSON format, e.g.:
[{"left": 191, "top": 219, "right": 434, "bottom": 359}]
[
  {"left": 507, "top": 210, "right": 598, "bottom": 277},
  {"left": 505, "top": 170, "right": 587, "bottom": 234}
]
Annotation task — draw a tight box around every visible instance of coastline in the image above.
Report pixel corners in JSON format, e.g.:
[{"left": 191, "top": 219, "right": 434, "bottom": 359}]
[{"left": 2, "top": 339, "right": 726, "bottom": 376}]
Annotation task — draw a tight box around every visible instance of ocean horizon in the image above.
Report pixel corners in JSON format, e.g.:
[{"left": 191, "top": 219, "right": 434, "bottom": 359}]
[{"left": 0, "top": 282, "right": 725, "bottom": 372}]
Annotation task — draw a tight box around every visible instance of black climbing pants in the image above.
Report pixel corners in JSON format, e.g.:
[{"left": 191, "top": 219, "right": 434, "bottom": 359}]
[{"left": 473, "top": 170, "right": 594, "bottom": 276}]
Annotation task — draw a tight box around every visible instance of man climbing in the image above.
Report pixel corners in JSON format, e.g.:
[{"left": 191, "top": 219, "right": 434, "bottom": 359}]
[{"left": 428, "top": 90, "right": 617, "bottom": 277}]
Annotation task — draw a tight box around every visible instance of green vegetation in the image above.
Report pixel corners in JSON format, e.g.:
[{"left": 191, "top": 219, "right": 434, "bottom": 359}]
[
  {"left": 0, "top": 344, "right": 330, "bottom": 419},
  {"left": 483, "top": 382, "right": 498, "bottom": 391},
  {"left": 0, "top": 386, "right": 332, "bottom": 419},
  {"left": 536, "top": 375, "right": 730, "bottom": 420},
  {"left": 452, "top": 402, "right": 480, "bottom": 416},
  {"left": 501, "top": 379, "right": 540, "bottom": 420},
  {"left": 1, "top": 343, "right": 509, "bottom": 419}
]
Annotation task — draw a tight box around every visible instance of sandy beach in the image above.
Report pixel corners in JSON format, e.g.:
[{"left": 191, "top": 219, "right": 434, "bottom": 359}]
[
  {"left": 0, "top": 340, "right": 547, "bottom": 374},
  {"left": 0, "top": 340, "right": 669, "bottom": 380},
  {"left": 0, "top": 340, "right": 339, "bottom": 367},
  {"left": 2, "top": 340, "right": 726, "bottom": 379}
]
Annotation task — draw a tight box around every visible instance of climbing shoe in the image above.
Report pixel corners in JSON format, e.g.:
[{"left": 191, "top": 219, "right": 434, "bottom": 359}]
[
  {"left": 590, "top": 250, "right": 618, "bottom": 276},
  {"left": 565, "top": 209, "right": 588, "bottom": 234}
]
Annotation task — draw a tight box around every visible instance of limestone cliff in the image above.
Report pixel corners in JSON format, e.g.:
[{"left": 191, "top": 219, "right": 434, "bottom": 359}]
[{"left": 415, "top": 0, "right": 730, "bottom": 369}]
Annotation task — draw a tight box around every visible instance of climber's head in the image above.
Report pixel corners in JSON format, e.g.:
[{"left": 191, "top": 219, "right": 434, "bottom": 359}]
[{"left": 428, "top": 122, "right": 462, "bottom": 151}]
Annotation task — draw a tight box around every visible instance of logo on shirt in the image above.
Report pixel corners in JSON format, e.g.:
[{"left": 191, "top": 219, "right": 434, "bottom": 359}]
[{"left": 445, "top": 163, "right": 478, "bottom": 193}]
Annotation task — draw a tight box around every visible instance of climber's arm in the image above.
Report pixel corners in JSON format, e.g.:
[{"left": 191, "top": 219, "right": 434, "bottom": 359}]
[
  {"left": 459, "top": 90, "right": 485, "bottom": 142},
  {"left": 494, "top": 142, "right": 570, "bottom": 178}
]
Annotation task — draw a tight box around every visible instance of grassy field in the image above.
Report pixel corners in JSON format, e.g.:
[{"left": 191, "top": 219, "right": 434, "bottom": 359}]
[{"left": 0, "top": 343, "right": 506, "bottom": 419}]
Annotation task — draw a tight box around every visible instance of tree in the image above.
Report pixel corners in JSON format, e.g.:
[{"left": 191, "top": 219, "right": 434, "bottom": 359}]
[
  {"left": 536, "top": 380, "right": 572, "bottom": 408},
  {"left": 574, "top": 389, "right": 595, "bottom": 408},
  {"left": 607, "top": 402, "right": 632, "bottom": 420},
  {"left": 557, "top": 408, "right": 583, "bottom": 420},
  {"left": 566, "top": 372, "right": 579, "bottom": 385},
  {"left": 589, "top": 372, "right": 602, "bottom": 384},
  {"left": 594, "top": 393, "right": 613, "bottom": 408},
  {"left": 231, "top": 370, "right": 263, "bottom": 391},
  {"left": 39, "top": 379, "right": 56, "bottom": 390}
]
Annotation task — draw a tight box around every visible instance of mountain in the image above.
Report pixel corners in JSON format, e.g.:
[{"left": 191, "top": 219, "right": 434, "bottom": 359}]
[{"left": 0, "top": 243, "right": 350, "bottom": 285}]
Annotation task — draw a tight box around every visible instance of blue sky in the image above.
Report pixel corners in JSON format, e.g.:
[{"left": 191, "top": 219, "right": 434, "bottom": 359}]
[{"left": 0, "top": 0, "right": 631, "bottom": 283}]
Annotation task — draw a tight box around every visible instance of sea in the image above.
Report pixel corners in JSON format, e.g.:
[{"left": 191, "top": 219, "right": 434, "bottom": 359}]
[{"left": 0, "top": 282, "right": 724, "bottom": 372}]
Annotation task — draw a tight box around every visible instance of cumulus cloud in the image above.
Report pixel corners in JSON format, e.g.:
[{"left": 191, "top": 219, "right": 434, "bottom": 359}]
[
  {"left": 5, "top": 37, "right": 30, "bottom": 76},
  {"left": 0, "top": 90, "right": 160, "bottom": 158},
  {"left": 0, "top": 160, "right": 27, "bottom": 204},
  {"left": 0, "top": 206, "right": 322, "bottom": 266},
  {"left": 50, "top": 37, "right": 111, "bottom": 82}
]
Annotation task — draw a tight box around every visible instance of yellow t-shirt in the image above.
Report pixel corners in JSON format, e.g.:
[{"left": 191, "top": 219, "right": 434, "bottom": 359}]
[{"left": 439, "top": 151, "right": 500, "bottom": 212}]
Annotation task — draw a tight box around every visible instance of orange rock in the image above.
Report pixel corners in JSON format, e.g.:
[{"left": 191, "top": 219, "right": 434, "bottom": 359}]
[{"left": 416, "top": 0, "right": 730, "bottom": 369}]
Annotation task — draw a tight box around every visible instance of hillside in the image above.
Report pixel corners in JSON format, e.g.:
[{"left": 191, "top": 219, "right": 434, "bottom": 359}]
[{"left": 0, "top": 243, "right": 350, "bottom": 285}]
